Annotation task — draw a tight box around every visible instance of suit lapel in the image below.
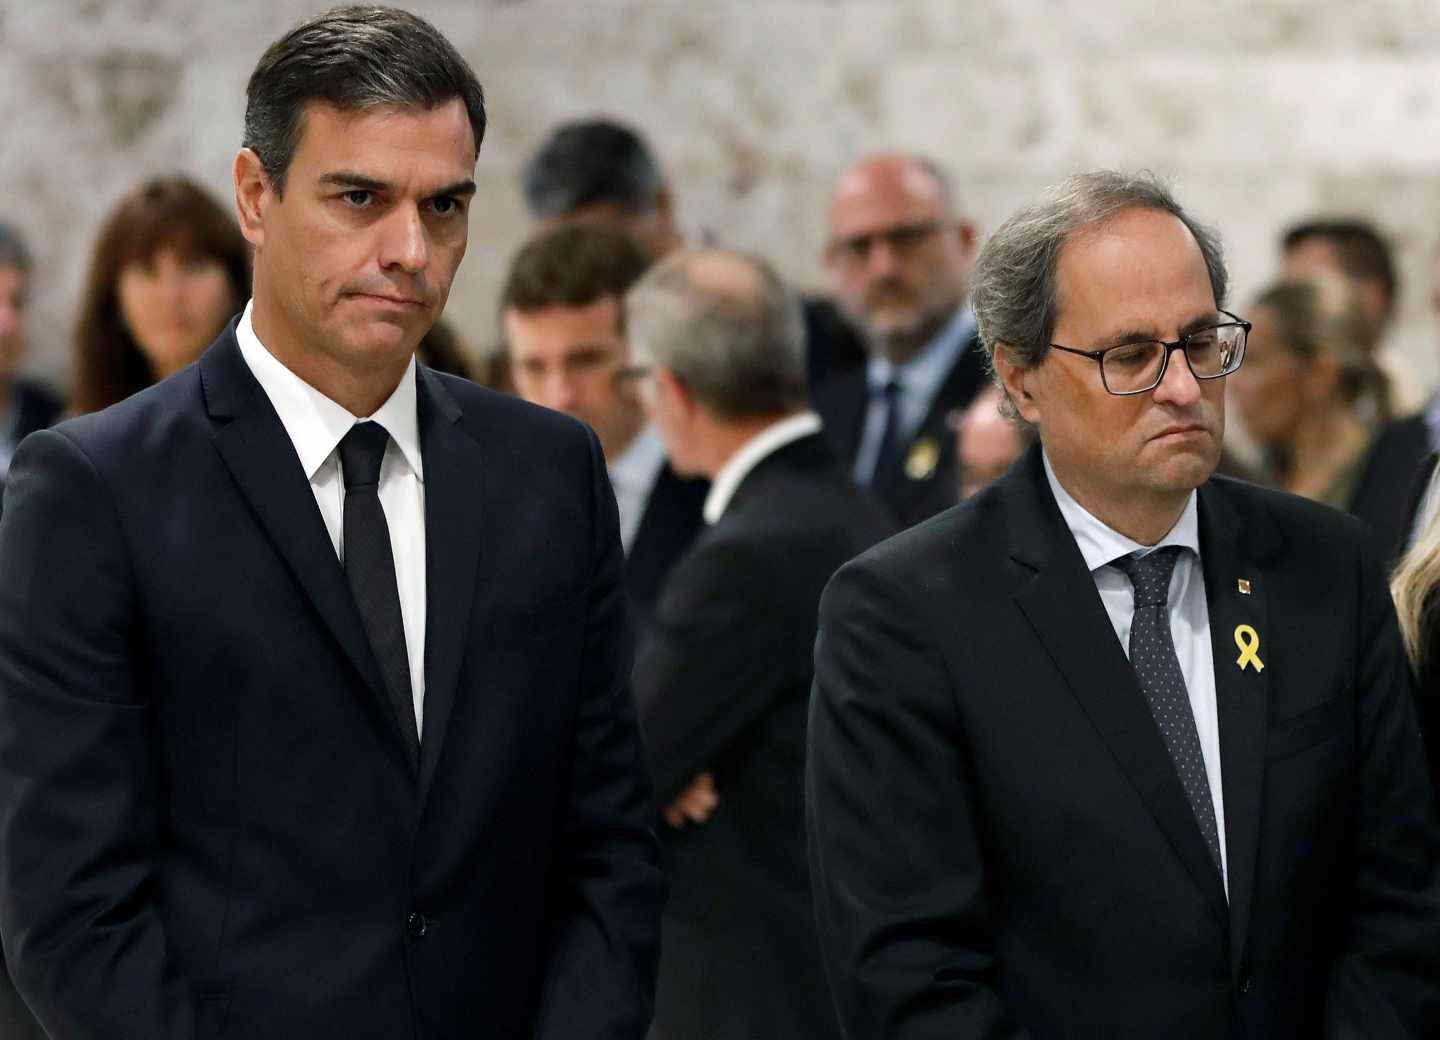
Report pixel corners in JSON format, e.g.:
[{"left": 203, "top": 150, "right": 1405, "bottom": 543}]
[
  {"left": 200, "top": 329, "right": 411, "bottom": 770},
  {"left": 414, "top": 368, "right": 487, "bottom": 806},
  {"left": 1198, "top": 480, "right": 1273, "bottom": 978},
  {"left": 1007, "top": 448, "right": 1229, "bottom": 925}
]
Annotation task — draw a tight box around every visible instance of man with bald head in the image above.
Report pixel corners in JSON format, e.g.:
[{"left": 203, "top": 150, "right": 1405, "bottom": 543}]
[
  {"left": 817, "top": 152, "right": 986, "bottom": 527},
  {"left": 626, "top": 248, "right": 891, "bottom": 1038}
]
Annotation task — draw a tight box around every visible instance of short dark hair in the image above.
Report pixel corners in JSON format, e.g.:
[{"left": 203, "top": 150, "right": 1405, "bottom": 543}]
[
  {"left": 521, "top": 119, "right": 663, "bottom": 220},
  {"left": 0, "top": 223, "right": 31, "bottom": 273},
  {"left": 501, "top": 224, "right": 652, "bottom": 322},
  {"left": 243, "top": 5, "right": 486, "bottom": 195},
  {"left": 1282, "top": 218, "right": 1397, "bottom": 308}
]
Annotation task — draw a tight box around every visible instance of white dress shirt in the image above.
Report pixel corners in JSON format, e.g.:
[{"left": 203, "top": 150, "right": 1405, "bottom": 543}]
[
  {"left": 236, "top": 301, "right": 427, "bottom": 734},
  {"left": 608, "top": 423, "right": 667, "bottom": 553},
  {"left": 1043, "top": 452, "right": 1228, "bottom": 892},
  {"left": 703, "top": 411, "right": 823, "bottom": 524}
]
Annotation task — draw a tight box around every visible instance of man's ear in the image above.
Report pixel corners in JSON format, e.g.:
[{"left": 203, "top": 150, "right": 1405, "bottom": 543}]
[
  {"left": 233, "top": 148, "right": 273, "bottom": 250},
  {"left": 654, "top": 366, "right": 694, "bottom": 418},
  {"left": 991, "top": 343, "right": 1041, "bottom": 426}
]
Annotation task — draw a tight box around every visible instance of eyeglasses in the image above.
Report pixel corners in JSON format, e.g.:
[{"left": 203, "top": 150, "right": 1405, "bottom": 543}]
[
  {"left": 825, "top": 220, "right": 943, "bottom": 266},
  {"left": 1048, "top": 311, "right": 1250, "bottom": 396}
]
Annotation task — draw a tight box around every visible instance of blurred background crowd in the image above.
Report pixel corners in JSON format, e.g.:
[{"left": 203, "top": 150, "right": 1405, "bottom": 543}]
[{"left": 9, "top": 2, "right": 1440, "bottom": 1036}]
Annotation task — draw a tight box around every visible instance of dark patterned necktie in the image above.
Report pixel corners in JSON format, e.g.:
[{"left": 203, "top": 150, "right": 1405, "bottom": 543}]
[
  {"left": 339, "top": 421, "right": 420, "bottom": 764},
  {"left": 1112, "top": 547, "right": 1221, "bottom": 874}
]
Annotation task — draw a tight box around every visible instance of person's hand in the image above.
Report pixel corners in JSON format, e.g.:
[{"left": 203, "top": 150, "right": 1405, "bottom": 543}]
[{"left": 663, "top": 772, "right": 718, "bottom": 828}]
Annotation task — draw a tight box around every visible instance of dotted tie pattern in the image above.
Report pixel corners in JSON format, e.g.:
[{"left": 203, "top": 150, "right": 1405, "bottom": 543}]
[{"left": 1112, "top": 547, "right": 1222, "bottom": 874}]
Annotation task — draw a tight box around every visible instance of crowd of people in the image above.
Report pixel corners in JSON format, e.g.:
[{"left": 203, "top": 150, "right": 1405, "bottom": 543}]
[{"left": 3, "top": 5, "right": 1440, "bottom": 1038}]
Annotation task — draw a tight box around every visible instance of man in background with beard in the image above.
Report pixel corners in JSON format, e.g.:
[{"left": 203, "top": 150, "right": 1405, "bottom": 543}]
[{"left": 815, "top": 153, "right": 987, "bottom": 527}]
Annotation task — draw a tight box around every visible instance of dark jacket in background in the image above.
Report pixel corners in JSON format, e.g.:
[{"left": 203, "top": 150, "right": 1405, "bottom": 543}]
[
  {"left": 624, "top": 464, "right": 707, "bottom": 638},
  {"left": 1348, "top": 412, "right": 1438, "bottom": 567},
  {"left": 636, "top": 432, "right": 893, "bottom": 1040},
  {"left": 0, "top": 326, "right": 663, "bottom": 1039},
  {"left": 815, "top": 329, "right": 988, "bottom": 529},
  {"left": 809, "top": 446, "right": 1440, "bottom": 1038},
  {"left": 801, "top": 296, "right": 867, "bottom": 391}
]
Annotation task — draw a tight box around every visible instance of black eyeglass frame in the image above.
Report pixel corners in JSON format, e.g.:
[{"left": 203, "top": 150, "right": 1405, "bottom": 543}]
[{"left": 1047, "top": 309, "right": 1251, "bottom": 396}]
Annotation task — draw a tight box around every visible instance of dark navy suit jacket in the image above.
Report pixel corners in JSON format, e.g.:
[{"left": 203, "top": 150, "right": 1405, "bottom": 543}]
[{"left": 0, "top": 324, "right": 663, "bottom": 1039}]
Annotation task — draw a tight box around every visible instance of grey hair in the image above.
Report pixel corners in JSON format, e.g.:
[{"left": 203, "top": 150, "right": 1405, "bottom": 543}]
[
  {"left": 625, "top": 249, "right": 808, "bottom": 422},
  {"left": 972, "top": 170, "right": 1228, "bottom": 385},
  {"left": 243, "top": 6, "right": 486, "bottom": 196},
  {"left": 0, "top": 223, "right": 31, "bottom": 272}
]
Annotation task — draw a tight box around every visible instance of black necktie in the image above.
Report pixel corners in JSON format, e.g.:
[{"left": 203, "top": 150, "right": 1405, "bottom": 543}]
[
  {"left": 1112, "top": 547, "right": 1222, "bottom": 875},
  {"left": 339, "top": 421, "right": 420, "bottom": 763},
  {"left": 870, "top": 378, "right": 904, "bottom": 490}
]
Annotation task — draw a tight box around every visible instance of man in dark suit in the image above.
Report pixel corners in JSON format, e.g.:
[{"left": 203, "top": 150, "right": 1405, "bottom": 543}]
[
  {"left": 815, "top": 152, "right": 989, "bottom": 528},
  {"left": 809, "top": 171, "right": 1440, "bottom": 1037},
  {"left": 0, "top": 9, "right": 662, "bottom": 1038},
  {"left": 623, "top": 248, "right": 892, "bottom": 1038},
  {"left": 501, "top": 223, "right": 707, "bottom": 636},
  {"left": 0, "top": 221, "right": 56, "bottom": 1040},
  {"left": 521, "top": 117, "right": 867, "bottom": 391}
]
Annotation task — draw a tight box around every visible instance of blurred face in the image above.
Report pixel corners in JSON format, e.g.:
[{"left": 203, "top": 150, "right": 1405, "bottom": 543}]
[
  {"left": 1283, "top": 236, "right": 1390, "bottom": 339},
  {"left": 998, "top": 207, "right": 1225, "bottom": 524},
  {"left": 504, "top": 296, "right": 645, "bottom": 461},
  {"left": 0, "top": 264, "right": 27, "bottom": 383},
  {"left": 957, "top": 392, "right": 1025, "bottom": 500},
  {"left": 237, "top": 99, "right": 476, "bottom": 387},
  {"left": 1227, "top": 306, "right": 1304, "bottom": 448},
  {"left": 825, "top": 156, "right": 975, "bottom": 362},
  {"left": 636, "top": 365, "right": 703, "bottom": 476},
  {"left": 117, "top": 247, "right": 238, "bottom": 378}
]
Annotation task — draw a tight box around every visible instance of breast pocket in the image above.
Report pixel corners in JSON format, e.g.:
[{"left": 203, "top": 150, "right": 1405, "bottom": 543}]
[{"left": 1266, "top": 696, "right": 1347, "bottom": 763}]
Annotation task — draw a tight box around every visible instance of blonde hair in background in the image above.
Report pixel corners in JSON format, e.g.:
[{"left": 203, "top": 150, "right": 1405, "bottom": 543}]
[{"left": 1390, "top": 465, "right": 1440, "bottom": 668}]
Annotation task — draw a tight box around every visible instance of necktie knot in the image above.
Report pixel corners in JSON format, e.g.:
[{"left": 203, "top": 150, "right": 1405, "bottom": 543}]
[
  {"left": 339, "top": 421, "right": 390, "bottom": 490},
  {"left": 1113, "top": 545, "right": 1182, "bottom": 608}
]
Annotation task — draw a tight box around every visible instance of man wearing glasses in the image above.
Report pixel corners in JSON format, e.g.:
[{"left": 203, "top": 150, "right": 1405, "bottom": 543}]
[
  {"left": 808, "top": 171, "right": 1440, "bottom": 1038},
  {"left": 817, "top": 153, "right": 987, "bottom": 527}
]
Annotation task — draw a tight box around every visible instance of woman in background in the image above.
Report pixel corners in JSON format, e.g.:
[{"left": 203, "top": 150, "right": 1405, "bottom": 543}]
[
  {"left": 72, "top": 175, "right": 249, "bottom": 414},
  {"left": 1229, "top": 274, "right": 1389, "bottom": 509}
]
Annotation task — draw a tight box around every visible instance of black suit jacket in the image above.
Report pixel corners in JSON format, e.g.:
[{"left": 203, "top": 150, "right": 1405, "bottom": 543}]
[
  {"left": 1349, "top": 413, "right": 1438, "bottom": 567},
  {"left": 635, "top": 432, "right": 893, "bottom": 1040},
  {"left": 624, "top": 463, "right": 707, "bottom": 637},
  {"left": 809, "top": 445, "right": 1440, "bottom": 1038},
  {"left": 0, "top": 325, "right": 663, "bottom": 1039},
  {"left": 815, "top": 327, "right": 987, "bottom": 529}
]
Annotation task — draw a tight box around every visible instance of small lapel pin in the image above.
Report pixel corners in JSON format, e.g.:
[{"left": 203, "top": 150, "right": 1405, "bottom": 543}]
[
  {"left": 1234, "top": 624, "right": 1264, "bottom": 673},
  {"left": 905, "top": 437, "right": 940, "bottom": 481},
  {"left": 1237, "top": 578, "right": 1252, "bottom": 595}
]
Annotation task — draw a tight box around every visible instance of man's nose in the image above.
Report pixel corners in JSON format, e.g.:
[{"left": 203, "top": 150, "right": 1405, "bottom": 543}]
[
  {"left": 543, "top": 371, "right": 578, "bottom": 412},
  {"left": 1153, "top": 344, "right": 1203, "bottom": 406},
  {"left": 379, "top": 205, "right": 429, "bottom": 274}
]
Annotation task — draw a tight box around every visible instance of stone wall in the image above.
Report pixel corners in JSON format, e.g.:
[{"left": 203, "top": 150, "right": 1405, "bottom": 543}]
[{"left": 5, "top": 0, "right": 1440, "bottom": 393}]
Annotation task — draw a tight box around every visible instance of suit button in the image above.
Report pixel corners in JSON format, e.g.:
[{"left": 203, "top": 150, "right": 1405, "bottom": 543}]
[{"left": 407, "top": 912, "right": 428, "bottom": 939}]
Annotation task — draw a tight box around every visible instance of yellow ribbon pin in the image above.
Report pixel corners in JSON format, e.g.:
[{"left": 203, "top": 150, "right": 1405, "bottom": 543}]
[{"left": 1234, "top": 624, "right": 1264, "bottom": 673}]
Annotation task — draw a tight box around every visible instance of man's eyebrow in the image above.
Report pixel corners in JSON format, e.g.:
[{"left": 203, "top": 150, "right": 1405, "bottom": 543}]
[
  {"left": 1098, "top": 312, "right": 1223, "bottom": 347},
  {"left": 432, "top": 179, "right": 477, "bottom": 198},
  {"left": 318, "top": 171, "right": 391, "bottom": 191},
  {"left": 316, "top": 172, "right": 477, "bottom": 198}
]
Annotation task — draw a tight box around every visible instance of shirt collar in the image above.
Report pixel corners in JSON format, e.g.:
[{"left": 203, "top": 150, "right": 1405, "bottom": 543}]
[
  {"left": 703, "top": 411, "right": 822, "bottom": 524},
  {"left": 866, "top": 303, "right": 976, "bottom": 395},
  {"left": 1042, "top": 449, "right": 1199, "bottom": 571},
  {"left": 235, "top": 300, "right": 423, "bottom": 482},
  {"left": 608, "top": 423, "right": 666, "bottom": 494}
]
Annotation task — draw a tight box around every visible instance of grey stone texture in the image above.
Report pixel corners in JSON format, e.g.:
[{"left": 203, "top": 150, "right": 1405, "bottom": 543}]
[{"left": 5, "top": 0, "right": 1440, "bottom": 393}]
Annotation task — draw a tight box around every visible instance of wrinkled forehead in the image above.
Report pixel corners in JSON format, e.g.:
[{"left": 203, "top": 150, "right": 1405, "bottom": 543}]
[{"left": 1054, "top": 209, "right": 1217, "bottom": 342}]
